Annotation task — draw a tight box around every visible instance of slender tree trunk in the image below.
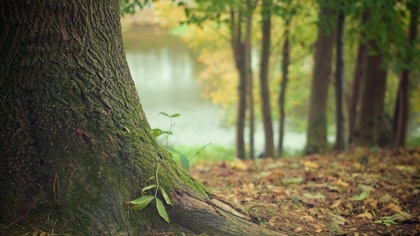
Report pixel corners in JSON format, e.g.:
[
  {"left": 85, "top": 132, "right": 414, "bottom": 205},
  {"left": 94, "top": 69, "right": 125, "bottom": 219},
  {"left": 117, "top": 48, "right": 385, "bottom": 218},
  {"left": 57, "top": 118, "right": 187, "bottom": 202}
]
[
  {"left": 278, "top": 19, "right": 291, "bottom": 157},
  {"left": 260, "top": 0, "right": 275, "bottom": 158},
  {"left": 334, "top": 3, "right": 345, "bottom": 150},
  {"left": 305, "top": 5, "right": 335, "bottom": 154},
  {"left": 0, "top": 1, "right": 284, "bottom": 235},
  {"left": 394, "top": 0, "right": 419, "bottom": 147},
  {"left": 245, "top": 0, "right": 255, "bottom": 159},
  {"left": 349, "top": 11, "right": 369, "bottom": 146},
  {"left": 230, "top": 9, "right": 247, "bottom": 159},
  {"left": 349, "top": 44, "right": 366, "bottom": 146}
]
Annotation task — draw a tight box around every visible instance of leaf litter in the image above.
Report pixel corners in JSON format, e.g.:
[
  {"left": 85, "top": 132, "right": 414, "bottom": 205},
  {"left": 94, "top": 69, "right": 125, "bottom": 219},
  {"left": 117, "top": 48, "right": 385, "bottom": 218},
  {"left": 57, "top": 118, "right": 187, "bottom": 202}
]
[{"left": 190, "top": 147, "right": 420, "bottom": 235}]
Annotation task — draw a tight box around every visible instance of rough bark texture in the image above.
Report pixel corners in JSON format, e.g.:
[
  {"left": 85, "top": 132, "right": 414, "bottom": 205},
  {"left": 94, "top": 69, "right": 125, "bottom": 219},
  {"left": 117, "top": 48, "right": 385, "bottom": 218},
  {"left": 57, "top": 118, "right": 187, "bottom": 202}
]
[
  {"left": 394, "top": 0, "right": 419, "bottom": 147},
  {"left": 278, "top": 19, "right": 290, "bottom": 157},
  {"left": 334, "top": 5, "right": 345, "bottom": 150},
  {"left": 260, "top": 0, "right": 275, "bottom": 158},
  {"left": 0, "top": 1, "right": 283, "bottom": 235},
  {"left": 305, "top": 5, "right": 335, "bottom": 154}
]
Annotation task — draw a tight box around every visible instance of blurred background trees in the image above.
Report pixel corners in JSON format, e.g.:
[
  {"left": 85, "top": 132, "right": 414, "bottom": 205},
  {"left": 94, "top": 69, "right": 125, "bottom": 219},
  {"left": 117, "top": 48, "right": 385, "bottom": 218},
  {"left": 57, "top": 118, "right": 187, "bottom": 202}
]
[{"left": 121, "top": 0, "right": 420, "bottom": 157}]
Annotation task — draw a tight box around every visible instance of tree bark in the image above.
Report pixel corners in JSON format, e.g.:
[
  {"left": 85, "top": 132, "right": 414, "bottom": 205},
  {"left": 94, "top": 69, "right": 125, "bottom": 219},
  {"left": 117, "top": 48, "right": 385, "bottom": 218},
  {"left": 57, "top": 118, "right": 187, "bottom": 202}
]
[
  {"left": 230, "top": 8, "right": 247, "bottom": 160},
  {"left": 393, "top": 0, "right": 419, "bottom": 147},
  {"left": 260, "top": 0, "right": 275, "bottom": 158},
  {"left": 353, "top": 40, "right": 388, "bottom": 147},
  {"left": 0, "top": 1, "right": 283, "bottom": 235},
  {"left": 305, "top": 5, "right": 335, "bottom": 154},
  {"left": 334, "top": 3, "right": 345, "bottom": 150},
  {"left": 245, "top": 0, "right": 255, "bottom": 159},
  {"left": 278, "top": 19, "right": 291, "bottom": 157},
  {"left": 348, "top": 11, "right": 369, "bottom": 146}
]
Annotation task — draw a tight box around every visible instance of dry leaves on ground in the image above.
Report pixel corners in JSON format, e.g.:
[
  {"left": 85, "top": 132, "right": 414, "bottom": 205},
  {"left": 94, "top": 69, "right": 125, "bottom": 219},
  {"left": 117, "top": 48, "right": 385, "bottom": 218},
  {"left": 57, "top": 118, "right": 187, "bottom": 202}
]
[{"left": 190, "top": 147, "right": 420, "bottom": 235}]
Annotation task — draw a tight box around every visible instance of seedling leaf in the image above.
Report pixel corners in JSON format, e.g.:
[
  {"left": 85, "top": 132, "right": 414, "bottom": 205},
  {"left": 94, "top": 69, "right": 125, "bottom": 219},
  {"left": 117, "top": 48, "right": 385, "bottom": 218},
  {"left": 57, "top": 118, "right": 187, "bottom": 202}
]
[
  {"left": 180, "top": 155, "right": 190, "bottom": 171},
  {"left": 160, "top": 186, "right": 173, "bottom": 206},
  {"left": 130, "top": 195, "right": 155, "bottom": 210},
  {"left": 159, "top": 112, "right": 170, "bottom": 117},
  {"left": 152, "top": 128, "right": 164, "bottom": 138},
  {"left": 142, "top": 184, "right": 157, "bottom": 194},
  {"left": 156, "top": 198, "right": 170, "bottom": 223}
]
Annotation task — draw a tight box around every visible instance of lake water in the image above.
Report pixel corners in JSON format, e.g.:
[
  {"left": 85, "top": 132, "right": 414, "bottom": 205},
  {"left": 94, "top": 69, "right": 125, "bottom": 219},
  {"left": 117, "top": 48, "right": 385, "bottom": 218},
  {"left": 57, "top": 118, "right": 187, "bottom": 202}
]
[{"left": 123, "top": 27, "right": 305, "bottom": 152}]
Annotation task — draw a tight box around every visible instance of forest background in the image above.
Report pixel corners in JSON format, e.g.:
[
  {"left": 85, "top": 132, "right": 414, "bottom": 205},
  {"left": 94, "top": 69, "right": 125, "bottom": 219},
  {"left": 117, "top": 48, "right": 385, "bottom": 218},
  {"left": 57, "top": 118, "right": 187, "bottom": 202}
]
[{"left": 120, "top": 0, "right": 420, "bottom": 160}]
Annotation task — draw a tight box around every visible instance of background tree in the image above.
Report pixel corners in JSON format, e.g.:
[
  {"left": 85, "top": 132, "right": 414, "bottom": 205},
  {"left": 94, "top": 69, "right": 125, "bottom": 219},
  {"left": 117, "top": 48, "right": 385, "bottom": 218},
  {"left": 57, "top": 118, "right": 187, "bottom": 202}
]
[
  {"left": 351, "top": 0, "right": 407, "bottom": 147},
  {"left": 183, "top": 1, "right": 255, "bottom": 159},
  {"left": 334, "top": 0, "right": 345, "bottom": 150},
  {"left": 245, "top": 0, "right": 256, "bottom": 159},
  {"left": 305, "top": 1, "right": 335, "bottom": 154},
  {"left": 230, "top": 4, "right": 248, "bottom": 159},
  {"left": 260, "top": 0, "right": 275, "bottom": 158},
  {"left": 0, "top": 1, "right": 283, "bottom": 234},
  {"left": 348, "top": 12, "right": 368, "bottom": 146},
  {"left": 393, "top": 0, "right": 419, "bottom": 147},
  {"left": 276, "top": 0, "right": 297, "bottom": 157}
]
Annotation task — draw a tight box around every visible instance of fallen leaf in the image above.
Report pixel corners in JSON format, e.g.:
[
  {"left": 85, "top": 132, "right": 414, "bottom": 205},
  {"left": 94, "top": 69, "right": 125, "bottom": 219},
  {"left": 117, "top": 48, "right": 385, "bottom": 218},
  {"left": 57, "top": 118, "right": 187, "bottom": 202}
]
[
  {"left": 336, "top": 179, "right": 349, "bottom": 187},
  {"left": 303, "top": 192, "right": 325, "bottom": 200},
  {"left": 300, "top": 215, "right": 315, "bottom": 222},
  {"left": 330, "top": 199, "right": 342, "bottom": 208},
  {"left": 304, "top": 161, "right": 319, "bottom": 169},
  {"left": 294, "top": 226, "right": 303, "bottom": 233},
  {"left": 383, "top": 202, "right": 402, "bottom": 213},
  {"left": 230, "top": 160, "right": 249, "bottom": 171},
  {"left": 328, "top": 212, "right": 347, "bottom": 225},
  {"left": 356, "top": 211, "right": 373, "bottom": 219}
]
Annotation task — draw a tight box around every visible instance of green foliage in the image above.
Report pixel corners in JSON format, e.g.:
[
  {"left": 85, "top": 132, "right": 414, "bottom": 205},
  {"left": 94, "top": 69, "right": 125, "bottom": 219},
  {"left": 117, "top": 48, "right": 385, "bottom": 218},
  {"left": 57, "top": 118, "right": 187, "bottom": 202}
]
[
  {"left": 350, "top": 191, "right": 368, "bottom": 201},
  {"left": 151, "top": 112, "right": 211, "bottom": 171},
  {"left": 151, "top": 112, "right": 180, "bottom": 146},
  {"left": 128, "top": 166, "right": 173, "bottom": 223},
  {"left": 168, "top": 143, "right": 211, "bottom": 171},
  {"left": 119, "top": 0, "right": 152, "bottom": 16},
  {"left": 374, "top": 212, "right": 412, "bottom": 226}
]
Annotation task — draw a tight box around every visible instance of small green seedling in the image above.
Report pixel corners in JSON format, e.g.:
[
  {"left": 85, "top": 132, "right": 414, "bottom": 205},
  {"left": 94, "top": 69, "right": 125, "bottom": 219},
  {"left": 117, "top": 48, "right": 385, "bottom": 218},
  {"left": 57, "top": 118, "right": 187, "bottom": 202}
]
[
  {"left": 151, "top": 112, "right": 209, "bottom": 171},
  {"left": 128, "top": 166, "right": 173, "bottom": 223},
  {"left": 168, "top": 143, "right": 210, "bottom": 171},
  {"left": 151, "top": 112, "right": 180, "bottom": 147}
]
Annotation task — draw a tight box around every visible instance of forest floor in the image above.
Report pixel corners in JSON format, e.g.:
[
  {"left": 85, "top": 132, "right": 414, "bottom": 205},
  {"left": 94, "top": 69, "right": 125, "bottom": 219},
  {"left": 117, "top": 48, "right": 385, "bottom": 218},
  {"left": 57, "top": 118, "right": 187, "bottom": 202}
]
[{"left": 190, "top": 147, "right": 420, "bottom": 236}]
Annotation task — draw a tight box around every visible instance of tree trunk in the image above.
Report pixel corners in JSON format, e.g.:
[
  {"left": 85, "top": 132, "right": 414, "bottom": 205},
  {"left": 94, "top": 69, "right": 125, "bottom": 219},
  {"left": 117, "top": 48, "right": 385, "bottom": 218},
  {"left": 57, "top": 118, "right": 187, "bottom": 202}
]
[
  {"left": 334, "top": 3, "right": 345, "bottom": 150},
  {"left": 260, "top": 0, "right": 275, "bottom": 158},
  {"left": 348, "top": 11, "right": 369, "bottom": 146},
  {"left": 278, "top": 19, "right": 291, "bottom": 157},
  {"left": 230, "top": 8, "right": 247, "bottom": 160},
  {"left": 348, "top": 44, "right": 366, "bottom": 146},
  {"left": 0, "top": 1, "right": 283, "bottom": 235},
  {"left": 245, "top": 0, "right": 255, "bottom": 159},
  {"left": 305, "top": 5, "right": 335, "bottom": 154},
  {"left": 353, "top": 40, "right": 388, "bottom": 147},
  {"left": 393, "top": 0, "right": 419, "bottom": 147}
]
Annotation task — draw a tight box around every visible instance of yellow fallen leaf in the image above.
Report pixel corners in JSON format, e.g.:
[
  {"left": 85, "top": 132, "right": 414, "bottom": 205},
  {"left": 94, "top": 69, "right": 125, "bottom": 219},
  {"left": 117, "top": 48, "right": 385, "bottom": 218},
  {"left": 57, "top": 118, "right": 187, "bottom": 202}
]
[
  {"left": 230, "top": 160, "right": 249, "bottom": 171},
  {"left": 304, "top": 161, "right": 319, "bottom": 169},
  {"left": 336, "top": 179, "right": 349, "bottom": 187},
  {"left": 384, "top": 202, "right": 402, "bottom": 213},
  {"left": 364, "top": 198, "right": 378, "bottom": 209},
  {"left": 294, "top": 226, "right": 303, "bottom": 233},
  {"left": 356, "top": 211, "right": 373, "bottom": 219},
  {"left": 300, "top": 215, "right": 315, "bottom": 222},
  {"left": 330, "top": 199, "right": 342, "bottom": 208}
]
